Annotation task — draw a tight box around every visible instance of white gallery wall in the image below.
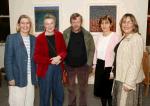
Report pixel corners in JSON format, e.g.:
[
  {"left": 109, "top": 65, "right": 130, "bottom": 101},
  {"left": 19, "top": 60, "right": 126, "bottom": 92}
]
[
  {"left": 9, "top": 0, "right": 148, "bottom": 41},
  {"left": 0, "top": 0, "right": 148, "bottom": 83}
]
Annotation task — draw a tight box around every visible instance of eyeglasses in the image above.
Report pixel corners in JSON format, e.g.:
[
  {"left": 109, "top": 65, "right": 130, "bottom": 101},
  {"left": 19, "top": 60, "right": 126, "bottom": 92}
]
[{"left": 122, "top": 21, "right": 133, "bottom": 25}]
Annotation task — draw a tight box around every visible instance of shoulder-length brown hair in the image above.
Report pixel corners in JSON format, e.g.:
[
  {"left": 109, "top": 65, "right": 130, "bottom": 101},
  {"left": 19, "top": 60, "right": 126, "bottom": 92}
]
[
  {"left": 16, "top": 15, "right": 33, "bottom": 34},
  {"left": 98, "top": 15, "right": 114, "bottom": 31},
  {"left": 119, "top": 13, "right": 140, "bottom": 35}
]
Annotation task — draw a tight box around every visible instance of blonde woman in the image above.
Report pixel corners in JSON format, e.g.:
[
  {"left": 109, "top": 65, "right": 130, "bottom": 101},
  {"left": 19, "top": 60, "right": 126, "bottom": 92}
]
[
  {"left": 4, "top": 15, "right": 37, "bottom": 106},
  {"left": 112, "top": 13, "right": 145, "bottom": 106}
]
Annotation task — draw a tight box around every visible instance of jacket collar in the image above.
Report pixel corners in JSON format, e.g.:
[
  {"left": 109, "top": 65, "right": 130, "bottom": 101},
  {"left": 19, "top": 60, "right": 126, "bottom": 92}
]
[
  {"left": 41, "top": 29, "right": 60, "bottom": 37},
  {"left": 66, "top": 27, "right": 88, "bottom": 36},
  {"left": 124, "top": 33, "right": 138, "bottom": 39},
  {"left": 17, "top": 33, "right": 34, "bottom": 57}
]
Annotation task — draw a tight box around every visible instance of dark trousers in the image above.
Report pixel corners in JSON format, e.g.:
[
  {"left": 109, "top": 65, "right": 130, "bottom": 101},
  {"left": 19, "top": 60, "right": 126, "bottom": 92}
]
[
  {"left": 38, "top": 65, "right": 64, "bottom": 106},
  {"left": 94, "top": 59, "right": 113, "bottom": 106},
  {"left": 101, "top": 97, "right": 112, "bottom": 106},
  {"left": 66, "top": 65, "right": 89, "bottom": 106}
]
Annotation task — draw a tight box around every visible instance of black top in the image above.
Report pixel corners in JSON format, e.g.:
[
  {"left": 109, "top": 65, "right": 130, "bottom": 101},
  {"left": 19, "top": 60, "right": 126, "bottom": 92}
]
[
  {"left": 46, "top": 35, "right": 57, "bottom": 57},
  {"left": 65, "top": 31, "right": 87, "bottom": 67},
  {"left": 113, "top": 37, "right": 125, "bottom": 77}
]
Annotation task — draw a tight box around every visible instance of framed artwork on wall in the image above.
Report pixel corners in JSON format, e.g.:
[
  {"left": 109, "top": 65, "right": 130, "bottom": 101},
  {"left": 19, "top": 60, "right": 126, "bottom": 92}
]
[
  {"left": 89, "top": 5, "right": 117, "bottom": 32},
  {"left": 34, "top": 6, "right": 59, "bottom": 32}
]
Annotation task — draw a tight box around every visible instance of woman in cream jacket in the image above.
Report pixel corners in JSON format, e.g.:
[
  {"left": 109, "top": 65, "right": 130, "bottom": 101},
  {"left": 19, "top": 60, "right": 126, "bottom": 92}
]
[{"left": 112, "top": 13, "right": 145, "bottom": 106}]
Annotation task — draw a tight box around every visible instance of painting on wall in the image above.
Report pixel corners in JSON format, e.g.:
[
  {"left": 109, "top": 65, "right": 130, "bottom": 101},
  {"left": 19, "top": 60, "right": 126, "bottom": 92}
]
[
  {"left": 34, "top": 6, "right": 59, "bottom": 32},
  {"left": 90, "top": 5, "right": 117, "bottom": 32}
]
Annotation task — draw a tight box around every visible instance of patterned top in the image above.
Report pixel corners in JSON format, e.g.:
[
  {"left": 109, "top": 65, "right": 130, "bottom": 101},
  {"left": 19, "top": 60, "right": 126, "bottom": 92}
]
[{"left": 22, "top": 36, "right": 31, "bottom": 74}]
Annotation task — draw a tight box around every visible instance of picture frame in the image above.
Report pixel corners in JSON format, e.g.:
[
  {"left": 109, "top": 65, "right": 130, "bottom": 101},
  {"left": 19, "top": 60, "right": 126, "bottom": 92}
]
[
  {"left": 89, "top": 5, "right": 117, "bottom": 32},
  {"left": 34, "top": 6, "right": 59, "bottom": 32}
]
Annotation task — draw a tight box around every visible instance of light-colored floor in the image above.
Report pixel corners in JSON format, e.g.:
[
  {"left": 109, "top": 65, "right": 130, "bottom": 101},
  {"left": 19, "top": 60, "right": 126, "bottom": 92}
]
[{"left": 0, "top": 77, "right": 150, "bottom": 106}]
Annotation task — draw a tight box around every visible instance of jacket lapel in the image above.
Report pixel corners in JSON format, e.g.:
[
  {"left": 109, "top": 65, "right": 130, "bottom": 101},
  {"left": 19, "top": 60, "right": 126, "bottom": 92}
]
[
  {"left": 30, "top": 35, "right": 34, "bottom": 58},
  {"left": 42, "top": 32, "right": 49, "bottom": 54},
  {"left": 66, "top": 29, "right": 71, "bottom": 46},
  {"left": 18, "top": 33, "right": 28, "bottom": 55}
]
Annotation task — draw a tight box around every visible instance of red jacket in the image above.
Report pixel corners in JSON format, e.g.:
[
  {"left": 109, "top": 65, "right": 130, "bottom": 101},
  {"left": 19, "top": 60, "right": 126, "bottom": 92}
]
[{"left": 34, "top": 30, "right": 67, "bottom": 77}]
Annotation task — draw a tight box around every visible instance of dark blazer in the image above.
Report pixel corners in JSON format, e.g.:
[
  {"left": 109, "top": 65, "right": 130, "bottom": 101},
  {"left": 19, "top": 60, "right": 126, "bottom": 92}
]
[
  {"left": 4, "top": 33, "right": 37, "bottom": 87},
  {"left": 34, "top": 30, "right": 67, "bottom": 78}
]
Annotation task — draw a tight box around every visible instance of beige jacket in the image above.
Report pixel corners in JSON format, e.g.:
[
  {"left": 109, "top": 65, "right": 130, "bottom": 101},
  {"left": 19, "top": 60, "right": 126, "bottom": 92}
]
[{"left": 115, "top": 33, "right": 145, "bottom": 90}]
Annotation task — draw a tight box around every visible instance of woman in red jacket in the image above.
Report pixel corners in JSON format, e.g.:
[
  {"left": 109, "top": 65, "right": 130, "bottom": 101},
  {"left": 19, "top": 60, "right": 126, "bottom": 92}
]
[{"left": 34, "top": 14, "right": 67, "bottom": 106}]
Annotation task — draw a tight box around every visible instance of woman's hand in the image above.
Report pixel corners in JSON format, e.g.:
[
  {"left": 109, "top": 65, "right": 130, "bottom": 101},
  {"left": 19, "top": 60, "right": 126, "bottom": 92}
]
[
  {"left": 109, "top": 72, "right": 114, "bottom": 79},
  {"left": 8, "top": 80, "right": 15, "bottom": 86},
  {"left": 50, "top": 55, "right": 61, "bottom": 65},
  {"left": 123, "top": 84, "right": 132, "bottom": 92}
]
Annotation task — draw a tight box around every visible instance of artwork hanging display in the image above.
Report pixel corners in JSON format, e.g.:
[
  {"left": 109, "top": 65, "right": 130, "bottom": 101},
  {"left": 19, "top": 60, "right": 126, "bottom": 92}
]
[
  {"left": 34, "top": 6, "right": 59, "bottom": 32},
  {"left": 89, "top": 5, "right": 117, "bottom": 32}
]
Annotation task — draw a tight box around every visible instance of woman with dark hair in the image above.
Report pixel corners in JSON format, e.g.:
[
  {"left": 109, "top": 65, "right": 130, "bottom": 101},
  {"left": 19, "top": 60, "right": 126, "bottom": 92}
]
[
  {"left": 4, "top": 15, "right": 37, "bottom": 106},
  {"left": 93, "top": 15, "right": 120, "bottom": 106},
  {"left": 112, "top": 13, "right": 145, "bottom": 106}
]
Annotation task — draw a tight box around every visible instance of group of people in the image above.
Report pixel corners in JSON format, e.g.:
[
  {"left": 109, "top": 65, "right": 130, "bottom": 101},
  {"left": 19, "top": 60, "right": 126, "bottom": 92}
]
[{"left": 4, "top": 12, "right": 145, "bottom": 106}]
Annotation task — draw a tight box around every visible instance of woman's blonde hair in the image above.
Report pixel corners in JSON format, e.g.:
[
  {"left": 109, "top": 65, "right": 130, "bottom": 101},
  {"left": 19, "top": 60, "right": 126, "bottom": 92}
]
[
  {"left": 119, "top": 13, "right": 140, "bottom": 35},
  {"left": 16, "top": 15, "right": 33, "bottom": 34}
]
